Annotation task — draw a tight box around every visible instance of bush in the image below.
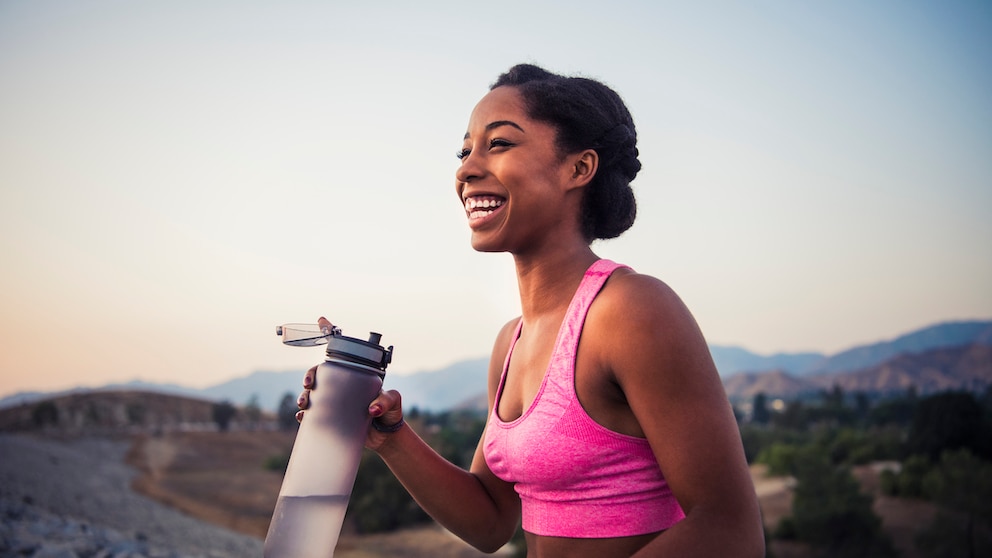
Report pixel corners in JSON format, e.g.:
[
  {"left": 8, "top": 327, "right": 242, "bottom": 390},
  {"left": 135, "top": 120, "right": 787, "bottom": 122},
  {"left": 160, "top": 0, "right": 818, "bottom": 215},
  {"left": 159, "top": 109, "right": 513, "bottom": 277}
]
[
  {"left": 212, "top": 400, "right": 237, "bottom": 431},
  {"left": 757, "top": 443, "right": 805, "bottom": 476},
  {"left": 908, "top": 392, "right": 986, "bottom": 460},
  {"left": 264, "top": 453, "right": 291, "bottom": 474},
  {"left": 914, "top": 449, "right": 992, "bottom": 556},
  {"left": 788, "top": 450, "right": 897, "bottom": 557},
  {"left": 31, "top": 400, "right": 59, "bottom": 427},
  {"left": 348, "top": 451, "right": 430, "bottom": 533}
]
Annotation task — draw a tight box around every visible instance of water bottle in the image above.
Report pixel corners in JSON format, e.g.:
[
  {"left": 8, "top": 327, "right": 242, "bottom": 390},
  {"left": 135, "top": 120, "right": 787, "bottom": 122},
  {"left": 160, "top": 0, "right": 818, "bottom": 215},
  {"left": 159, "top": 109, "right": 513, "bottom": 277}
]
[{"left": 264, "top": 323, "right": 393, "bottom": 558}]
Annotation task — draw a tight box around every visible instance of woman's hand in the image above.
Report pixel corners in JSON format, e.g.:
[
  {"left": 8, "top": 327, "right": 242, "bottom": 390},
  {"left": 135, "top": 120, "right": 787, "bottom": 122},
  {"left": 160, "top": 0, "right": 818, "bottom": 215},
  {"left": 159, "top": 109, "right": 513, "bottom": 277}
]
[
  {"left": 365, "top": 388, "right": 405, "bottom": 451},
  {"left": 295, "top": 317, "right": 406, "bottom": 451}
]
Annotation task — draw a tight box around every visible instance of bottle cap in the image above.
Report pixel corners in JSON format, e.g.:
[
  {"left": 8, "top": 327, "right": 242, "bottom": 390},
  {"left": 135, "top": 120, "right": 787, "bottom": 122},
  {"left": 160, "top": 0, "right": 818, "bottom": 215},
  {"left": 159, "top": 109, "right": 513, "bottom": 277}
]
[{"left": 325, "top": 330, "right": 393, "bottom": 374}]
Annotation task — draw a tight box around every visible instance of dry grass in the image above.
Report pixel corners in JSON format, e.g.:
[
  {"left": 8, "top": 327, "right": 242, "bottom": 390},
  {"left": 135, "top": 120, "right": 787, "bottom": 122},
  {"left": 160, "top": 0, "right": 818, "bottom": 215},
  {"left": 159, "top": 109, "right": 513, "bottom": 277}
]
[
  {"left": 125, "top": 429, "right": 504, "bottom": 557},
  {"left": 127, "top": 429, "right": 293, "bottom": 539},
  {"left": 126, "top": 432, "right": 941, "bottom": 558}
]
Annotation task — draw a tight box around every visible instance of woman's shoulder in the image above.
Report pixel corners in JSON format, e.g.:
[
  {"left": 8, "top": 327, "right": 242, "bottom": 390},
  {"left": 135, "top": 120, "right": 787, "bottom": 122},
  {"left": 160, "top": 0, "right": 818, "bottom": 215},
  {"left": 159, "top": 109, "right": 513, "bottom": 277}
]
[
  {"left": 591, "top": 267, "right": 705, "bottom": 351},
  {"left": 600, "top": 268, "right": 687, "bottom": 320}
]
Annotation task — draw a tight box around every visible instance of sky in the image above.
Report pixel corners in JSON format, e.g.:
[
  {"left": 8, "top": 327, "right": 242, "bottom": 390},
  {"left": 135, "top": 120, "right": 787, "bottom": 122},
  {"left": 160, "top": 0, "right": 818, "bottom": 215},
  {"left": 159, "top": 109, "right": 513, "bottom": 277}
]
[{"left": 1, "top": 0, "right": 990, "bottom": 398}]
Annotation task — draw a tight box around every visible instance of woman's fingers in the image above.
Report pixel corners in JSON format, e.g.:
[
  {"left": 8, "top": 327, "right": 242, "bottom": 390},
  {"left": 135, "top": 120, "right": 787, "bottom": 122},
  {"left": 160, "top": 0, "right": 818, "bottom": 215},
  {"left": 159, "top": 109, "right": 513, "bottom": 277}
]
[
  {"left": 296, "top": 364, "right": 319, "bottom": 423},
  {"left": 303, "top": 365, "right": 318, "bottom": 390},
  {"left": 369, "top": 389, "right": 403, "bottom": 420}
]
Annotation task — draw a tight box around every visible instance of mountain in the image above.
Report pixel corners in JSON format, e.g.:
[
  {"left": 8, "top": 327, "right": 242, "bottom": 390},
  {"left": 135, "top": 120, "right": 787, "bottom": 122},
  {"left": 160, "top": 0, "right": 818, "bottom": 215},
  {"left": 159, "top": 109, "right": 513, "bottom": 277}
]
[
  {"left": 199, "top": 370, "right": 304, "bottom": 413},
  {"left": 802, "top": 320, "right": 992, "bottom": 375},
  {"left": 385, "top": 357, "right": 489, "bottom": 412},
  {"left": 3, "top": 320, "right": 990, "bottom": 412},
  {"left": 192, "top": 358, "right": 492, "bottom": 413},
  {"left": 709, "top": 320, "right": 992, "bottom": 377},
  {"left": 807, "top": 343, "right": 992, "bottom": 396},
  {"left": 723, "top": 343, "right": 992, "bottom": 402},
  {"left": 721, "top": 369, "right": 816, "bottom": 402},
  {"left": 708, "top": 346, "right": 824, "bottom": 378}
]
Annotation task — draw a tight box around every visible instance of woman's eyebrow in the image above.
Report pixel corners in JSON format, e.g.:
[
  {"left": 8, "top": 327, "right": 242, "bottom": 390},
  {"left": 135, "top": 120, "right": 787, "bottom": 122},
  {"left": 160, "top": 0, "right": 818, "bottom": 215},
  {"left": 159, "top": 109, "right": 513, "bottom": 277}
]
[{"left": 464, "top": 120, "right": 526, "bottom": 140}]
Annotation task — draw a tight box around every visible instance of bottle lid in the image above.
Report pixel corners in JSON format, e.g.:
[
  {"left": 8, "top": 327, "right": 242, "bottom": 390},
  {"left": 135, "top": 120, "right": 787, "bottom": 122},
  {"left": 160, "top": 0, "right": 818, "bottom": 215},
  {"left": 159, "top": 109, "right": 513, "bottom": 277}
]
[{"left": 325, "top": 330, "right": 393, "bottom": 374}]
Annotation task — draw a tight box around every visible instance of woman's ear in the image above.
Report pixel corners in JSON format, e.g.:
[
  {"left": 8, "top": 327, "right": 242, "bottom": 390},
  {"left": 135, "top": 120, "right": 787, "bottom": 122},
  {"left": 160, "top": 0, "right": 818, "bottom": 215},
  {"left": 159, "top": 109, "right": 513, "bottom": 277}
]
[{"left": 569, "top": 149, "right": 599, "bottom": 189}]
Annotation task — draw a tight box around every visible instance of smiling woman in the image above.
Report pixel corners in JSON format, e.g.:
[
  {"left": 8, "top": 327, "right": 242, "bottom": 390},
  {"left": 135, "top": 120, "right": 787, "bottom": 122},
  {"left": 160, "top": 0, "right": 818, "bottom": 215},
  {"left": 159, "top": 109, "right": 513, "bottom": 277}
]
[{"left": 294, "top": 63, "right": 765, "bottom": 558}]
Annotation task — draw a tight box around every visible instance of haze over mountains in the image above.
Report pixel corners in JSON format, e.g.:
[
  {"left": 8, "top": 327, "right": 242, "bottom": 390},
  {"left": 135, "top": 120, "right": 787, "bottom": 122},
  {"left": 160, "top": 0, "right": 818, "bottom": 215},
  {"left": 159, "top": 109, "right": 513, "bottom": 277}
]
[{"left": 3, "top": 320, "right": 990, "bottom": 412}]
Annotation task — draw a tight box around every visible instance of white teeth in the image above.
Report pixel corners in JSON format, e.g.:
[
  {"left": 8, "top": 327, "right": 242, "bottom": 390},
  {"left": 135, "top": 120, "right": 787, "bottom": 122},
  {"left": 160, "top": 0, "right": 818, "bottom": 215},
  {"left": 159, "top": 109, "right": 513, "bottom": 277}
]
[{"left": 464, "top": 197, "right": 504, "bottom": 211}]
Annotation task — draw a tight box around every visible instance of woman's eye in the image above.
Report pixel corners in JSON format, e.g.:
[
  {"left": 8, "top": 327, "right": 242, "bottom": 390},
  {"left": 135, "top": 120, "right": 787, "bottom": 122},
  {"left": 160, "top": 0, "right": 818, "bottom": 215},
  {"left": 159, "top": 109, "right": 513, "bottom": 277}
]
[
  {"left": 456, "top": 148, "right": 471, "bottom": 160},
  {"left": 489, "top": 138, "right": 513, "bottom": 149}
]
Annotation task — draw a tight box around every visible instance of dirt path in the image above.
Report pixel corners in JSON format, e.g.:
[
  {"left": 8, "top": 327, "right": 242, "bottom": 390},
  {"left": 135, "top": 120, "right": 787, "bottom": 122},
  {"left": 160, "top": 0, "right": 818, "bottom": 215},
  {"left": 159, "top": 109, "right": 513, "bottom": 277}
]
[{"left": 0, "top": 433, "right": 263, "bottom": 557}]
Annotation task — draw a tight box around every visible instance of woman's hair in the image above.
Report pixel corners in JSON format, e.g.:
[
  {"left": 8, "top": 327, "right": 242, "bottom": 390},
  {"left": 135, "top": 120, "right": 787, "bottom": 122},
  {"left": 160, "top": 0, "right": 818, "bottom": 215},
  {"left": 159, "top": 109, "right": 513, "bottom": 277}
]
[{"left": 491, "top": 64, "right": 640, "bottom": 241}]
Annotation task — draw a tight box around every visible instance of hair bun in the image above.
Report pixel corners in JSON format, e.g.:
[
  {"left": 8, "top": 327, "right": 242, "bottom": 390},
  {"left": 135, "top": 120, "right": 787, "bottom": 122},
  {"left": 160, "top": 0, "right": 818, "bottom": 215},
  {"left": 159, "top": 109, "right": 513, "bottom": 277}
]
[{"left": 594, "top": 124, "right": 641, "bottom": 182}]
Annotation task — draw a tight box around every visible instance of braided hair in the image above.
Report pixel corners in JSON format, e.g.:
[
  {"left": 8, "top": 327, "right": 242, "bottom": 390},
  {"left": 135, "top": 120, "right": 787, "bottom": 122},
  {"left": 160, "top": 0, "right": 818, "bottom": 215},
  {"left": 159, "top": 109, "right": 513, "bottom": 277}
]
[{"left": 491, "top": 64, "right": 640, "bottom": 241}]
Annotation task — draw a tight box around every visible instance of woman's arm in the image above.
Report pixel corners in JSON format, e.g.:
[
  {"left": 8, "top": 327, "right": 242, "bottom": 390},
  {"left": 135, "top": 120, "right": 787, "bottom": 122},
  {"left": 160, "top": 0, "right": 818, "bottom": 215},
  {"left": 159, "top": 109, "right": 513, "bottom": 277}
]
[
  {"left": 592, "top": 274, "right": 765, "bottom": 558},
  {"left": 364, "top": 319, "right": 521, "bottom": 553}
]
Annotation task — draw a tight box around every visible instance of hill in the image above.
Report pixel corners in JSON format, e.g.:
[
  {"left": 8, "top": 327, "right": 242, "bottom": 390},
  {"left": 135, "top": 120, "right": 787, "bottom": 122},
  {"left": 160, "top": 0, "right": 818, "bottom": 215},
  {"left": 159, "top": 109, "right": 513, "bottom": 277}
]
[
  {"left": 711, "top": 319, "right": 992, "bottom": 377},
  {"left": 722, "top": 343, "right": 992, "bottom": 402},
  {"left": 0, "top": 390, "right": 264, "bottom": 433},
  {"left": 805, "top": 320, "right": 992, "bottom": 375},
  {"left": 3, "top": 319, "right": 990, "bottom": 413}
]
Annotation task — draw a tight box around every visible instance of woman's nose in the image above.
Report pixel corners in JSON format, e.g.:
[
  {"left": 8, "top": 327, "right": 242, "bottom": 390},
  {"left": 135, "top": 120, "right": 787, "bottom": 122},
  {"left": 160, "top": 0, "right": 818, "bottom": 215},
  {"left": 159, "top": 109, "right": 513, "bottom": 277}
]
[{"left": 455, "top": 151, "right": 483, "bottom": 184}]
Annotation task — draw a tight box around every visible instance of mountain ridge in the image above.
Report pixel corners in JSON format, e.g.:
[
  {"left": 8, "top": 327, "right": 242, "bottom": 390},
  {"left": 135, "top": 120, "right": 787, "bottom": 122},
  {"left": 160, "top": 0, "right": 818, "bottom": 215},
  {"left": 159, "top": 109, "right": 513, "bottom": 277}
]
[
  {"left": 722, "top": 343, "right": 992, "bottom": 403},
  {"left": 3, "top": 319, "right": 989, "bottom": 412}
]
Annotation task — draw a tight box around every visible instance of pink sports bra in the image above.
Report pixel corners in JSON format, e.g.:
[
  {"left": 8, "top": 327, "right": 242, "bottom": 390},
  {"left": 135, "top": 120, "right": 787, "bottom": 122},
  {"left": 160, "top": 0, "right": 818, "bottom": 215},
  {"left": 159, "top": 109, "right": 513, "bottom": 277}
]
[{"left": 483, "top": 259, "right": 685, "bottom": 537}]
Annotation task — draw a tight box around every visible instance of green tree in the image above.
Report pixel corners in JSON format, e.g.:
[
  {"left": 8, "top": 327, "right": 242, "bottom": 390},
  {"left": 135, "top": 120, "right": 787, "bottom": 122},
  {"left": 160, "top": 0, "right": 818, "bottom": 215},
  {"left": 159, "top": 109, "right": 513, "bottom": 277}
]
[
  {"left": 244, "top": 394, "right": 262, "bottom": 430},
  {"left": 787, "top": 449, "right": 897, "bottom": 557},
  {"left": 277, "top": 392, "right": 299, "bottom": 431},
  {"left": 916, "top": 449, "right": 992, "bottom": 557},
  {"left": 869, "top": 395, "right": 917, "bottom": 428},
  {"left": 212, "top": 400, "right": 237, "bottom": 431},
  {"left": 348, "top": 451, "right": 429, "bottom": 532},
  {"left": 126, "top": 403, "right": 146, "bottom": 426},
  {"left": 752, "top": 392, "right": 771, "bottom": 425},
  {"left": 757, "top": 442, "right": 805, "bottom": 476},
  {"left": 771, "top": 399, "right": 808, "bottom": 430},
  {"left": 908, "top": 392, "right": 986, "bottom": 460},
  {"left": 885, "top": 454, "right": 931, "bottom": 498},
  {"left": 31, "top": 400, "right": 59, "bottom": 428}
]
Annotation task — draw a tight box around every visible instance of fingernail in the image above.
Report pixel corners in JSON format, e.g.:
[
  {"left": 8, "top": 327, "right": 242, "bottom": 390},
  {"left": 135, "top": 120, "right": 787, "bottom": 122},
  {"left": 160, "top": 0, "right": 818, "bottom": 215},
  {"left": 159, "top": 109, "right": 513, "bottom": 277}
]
[
  {"left": 369, "top": 404, "right": 383, "bottom": 417},
  {"left": 303, "top": 376, "right": 312, "bottom": 388}
]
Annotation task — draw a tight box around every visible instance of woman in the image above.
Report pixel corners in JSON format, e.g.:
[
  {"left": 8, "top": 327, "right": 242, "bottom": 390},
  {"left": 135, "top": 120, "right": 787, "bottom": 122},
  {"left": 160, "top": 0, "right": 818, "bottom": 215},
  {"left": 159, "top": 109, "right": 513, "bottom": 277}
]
[{"left": 299, "top": 64, "right": 764, "bottom": 557}]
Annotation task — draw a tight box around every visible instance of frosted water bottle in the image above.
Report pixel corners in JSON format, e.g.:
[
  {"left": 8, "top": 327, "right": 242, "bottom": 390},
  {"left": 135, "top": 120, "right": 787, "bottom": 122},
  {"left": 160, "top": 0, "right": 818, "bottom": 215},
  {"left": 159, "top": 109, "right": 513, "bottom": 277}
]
[{"left": 264, "top": 324, "right": 393, "bottom": 558}]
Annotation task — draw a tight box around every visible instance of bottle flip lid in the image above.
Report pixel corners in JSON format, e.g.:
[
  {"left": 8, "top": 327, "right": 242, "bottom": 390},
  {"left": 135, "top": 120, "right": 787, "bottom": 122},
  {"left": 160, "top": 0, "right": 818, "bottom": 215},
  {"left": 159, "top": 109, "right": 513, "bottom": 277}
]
[{"left": 276, "top": 324, "right": 392, "bottom": 373}]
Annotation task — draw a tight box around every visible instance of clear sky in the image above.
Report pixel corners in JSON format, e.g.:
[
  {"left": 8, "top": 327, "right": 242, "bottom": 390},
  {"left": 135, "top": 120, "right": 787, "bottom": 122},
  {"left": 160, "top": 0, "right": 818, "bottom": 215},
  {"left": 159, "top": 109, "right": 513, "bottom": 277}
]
[{"left": 1, "top": 0, "right": 990, "bottom": 397}]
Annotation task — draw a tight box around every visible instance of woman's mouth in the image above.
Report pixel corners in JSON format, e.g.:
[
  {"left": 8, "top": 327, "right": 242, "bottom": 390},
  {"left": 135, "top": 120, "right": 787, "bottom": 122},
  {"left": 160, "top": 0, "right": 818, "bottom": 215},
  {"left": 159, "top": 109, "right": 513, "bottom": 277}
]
[{"left": 464, "top": 195, "right": 506, "bottom": 221}]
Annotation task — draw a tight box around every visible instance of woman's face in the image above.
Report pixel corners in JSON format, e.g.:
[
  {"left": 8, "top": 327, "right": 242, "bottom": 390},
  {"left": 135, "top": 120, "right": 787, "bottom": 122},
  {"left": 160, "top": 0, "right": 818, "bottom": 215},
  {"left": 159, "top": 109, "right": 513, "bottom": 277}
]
[{"left": 455, "top": 86, "right": 584, "bottom": 254}]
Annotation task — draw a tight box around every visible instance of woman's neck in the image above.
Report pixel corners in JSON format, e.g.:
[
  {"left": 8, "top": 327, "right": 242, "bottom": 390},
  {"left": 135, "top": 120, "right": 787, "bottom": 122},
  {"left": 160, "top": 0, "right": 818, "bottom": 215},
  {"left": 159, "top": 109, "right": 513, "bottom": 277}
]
[{"left": 513, "top": 244, "right": 599, "bottom": 321}]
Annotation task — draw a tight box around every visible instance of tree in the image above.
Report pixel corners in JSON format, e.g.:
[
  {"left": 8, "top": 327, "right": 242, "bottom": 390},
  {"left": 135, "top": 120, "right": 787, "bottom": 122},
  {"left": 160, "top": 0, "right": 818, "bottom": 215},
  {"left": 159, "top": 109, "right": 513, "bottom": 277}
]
[
  {"left": 348, "top": 451, "right": 430, "bottom": 532},
  {"left": 908, "top": 392, "right": 986, "bottom": 460},
  {"left": 772, "top": 399, "right": 807, "bottom": 430},
  {"left": 31, "top": 400, "right": 59, "bottom": 427},
  {"left": 244, "top": 394, "right": 262, "bottom": 430},
  {"left": 752, "top": 392, "right": 770, "bottom": 425},
  {"left": 916, "top": 449, "right": 992, "bottom": 557},
  {"left": 787, "top": 448, "right": 897, "bottom": 557},
  {"left": 277, "top": 392, "right": 300, "bottom": 431},
  {"left": 212, "top": 400, "right": 237, "bottom": 431}
]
